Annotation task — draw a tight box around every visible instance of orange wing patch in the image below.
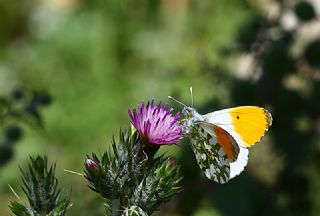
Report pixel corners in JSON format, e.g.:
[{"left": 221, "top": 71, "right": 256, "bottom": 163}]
[
  {"left": 213, "top": 125, "right": 239, "bottom": 162},
  {"left": 229, "top": 106, "right": 272, "bottom": 147}
]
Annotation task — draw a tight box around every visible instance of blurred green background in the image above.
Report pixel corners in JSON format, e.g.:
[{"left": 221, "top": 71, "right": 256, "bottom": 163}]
[{"left": 1, "top": 0, "right": 320, "bottom": 215}]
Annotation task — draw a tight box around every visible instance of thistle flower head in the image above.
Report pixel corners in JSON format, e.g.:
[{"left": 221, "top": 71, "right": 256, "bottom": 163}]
[{"left": 128, "top": 99, "right": 182, "bottom": 145}]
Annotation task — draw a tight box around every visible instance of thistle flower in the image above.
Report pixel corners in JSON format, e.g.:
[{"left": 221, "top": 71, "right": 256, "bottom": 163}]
[{"left": 128, "top": 99, "right": 182, "bottom": 145}]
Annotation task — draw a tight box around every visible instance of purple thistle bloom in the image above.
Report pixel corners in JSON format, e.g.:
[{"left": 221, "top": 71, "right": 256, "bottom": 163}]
[{"left": 128, "top": 99, "right": 182, "bottom": 145}]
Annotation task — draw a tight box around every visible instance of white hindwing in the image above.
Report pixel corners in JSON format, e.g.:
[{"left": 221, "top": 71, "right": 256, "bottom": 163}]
[
  {"left": 199, "top": 122, "right": 249, "bottom": 180},
  {"left": 229, "top": 145, "right": 248, "bottom": 179},
  {"left": 190, "top": 125, "right": 230, "bottom": 184}
]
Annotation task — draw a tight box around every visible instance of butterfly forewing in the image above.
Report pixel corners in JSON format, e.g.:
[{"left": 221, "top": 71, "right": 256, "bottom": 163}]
[
  {"left": 203, "top": 106, "right": 272, "bottom": 148},
  {"left": 190, "top": 125, "right": 230, "bottom": 184}
]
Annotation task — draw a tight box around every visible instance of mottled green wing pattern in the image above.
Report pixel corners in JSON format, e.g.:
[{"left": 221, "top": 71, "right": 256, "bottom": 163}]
[{"left": 190, "top": 125, "right": 230, "bottom": 184}]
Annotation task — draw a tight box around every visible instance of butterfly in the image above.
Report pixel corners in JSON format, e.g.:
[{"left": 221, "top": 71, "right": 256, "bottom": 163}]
[{"left": 169, "top": 88, "right": 272, "bottom": 184}]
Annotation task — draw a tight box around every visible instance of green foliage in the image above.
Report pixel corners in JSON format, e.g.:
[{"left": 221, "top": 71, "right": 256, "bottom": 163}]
[
  {"left": 9, "top": 156, "right": 71, "bottom": 216},
  {"left": 0, "top": 144, "right": 13, "bottom": 166},
  {"left": 84, "top": 128, "right": 182, "bottom": 215},
  {"left": 294, "top": 1, "right": 316, "bottom": 22},
  {"left": 0, "top": 88, "right": 51, "bottom": 168}
]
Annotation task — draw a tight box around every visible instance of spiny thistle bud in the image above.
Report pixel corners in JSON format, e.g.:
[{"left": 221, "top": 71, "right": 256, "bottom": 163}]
[
  {"left": 9, "top": 155, "right": 71, "bottom": 216},
  {"left": 85, "top": 128, "right": 182, "bottom": 215},
  {"left": 166, "top": 157, "right": 177, "bottom": 171},
  {"left": 84, "top": 156, "right": 99, "bottom": 171}
]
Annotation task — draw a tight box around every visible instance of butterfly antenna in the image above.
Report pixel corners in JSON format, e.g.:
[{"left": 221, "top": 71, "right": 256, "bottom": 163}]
[
  {"left": 190, "top": 87, "right": 194, "bottom": 107},
  {"left": 168, "top": 96, "right": 187, "bottom": 107}
]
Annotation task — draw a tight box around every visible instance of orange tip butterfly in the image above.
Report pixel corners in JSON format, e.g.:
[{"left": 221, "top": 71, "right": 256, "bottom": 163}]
[{"left": 169, "top": 87, "right": 272, "bottom": 184}]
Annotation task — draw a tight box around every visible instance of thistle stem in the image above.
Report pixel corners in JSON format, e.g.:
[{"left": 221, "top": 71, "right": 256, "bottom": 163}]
[{"left": 111, "top": 199, "right": 120, "bottom": 216}]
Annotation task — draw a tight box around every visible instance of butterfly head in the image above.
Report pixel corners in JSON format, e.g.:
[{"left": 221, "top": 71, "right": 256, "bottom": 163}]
[
  {"left": 167, "top": 98, "right": 203, "bottom": 134},
  {"left": 182, "top": 106, "right": 204, "bottom": 129},
  {"left": 181, "top": 106, "right": 200, "bottom": 119}
]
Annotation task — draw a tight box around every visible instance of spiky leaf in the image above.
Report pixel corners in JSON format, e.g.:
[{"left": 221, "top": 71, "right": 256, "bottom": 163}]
[{"left": 9, "top": 155, "right": 71, "bottom": 216}]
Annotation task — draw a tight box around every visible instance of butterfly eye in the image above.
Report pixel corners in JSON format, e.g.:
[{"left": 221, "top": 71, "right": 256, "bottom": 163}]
[{"left": 182, "top": 108, "right": 190, "bottom": 116}]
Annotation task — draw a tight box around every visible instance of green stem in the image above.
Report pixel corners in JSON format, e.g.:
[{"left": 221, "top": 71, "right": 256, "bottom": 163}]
[{"left": 111, "top": 199, "right": 120, "bottom": 216}]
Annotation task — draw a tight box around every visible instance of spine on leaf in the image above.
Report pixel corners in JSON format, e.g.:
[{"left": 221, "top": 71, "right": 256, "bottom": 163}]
[{"left": 9, "top": 155, "right": 71, "bottom": 216}]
